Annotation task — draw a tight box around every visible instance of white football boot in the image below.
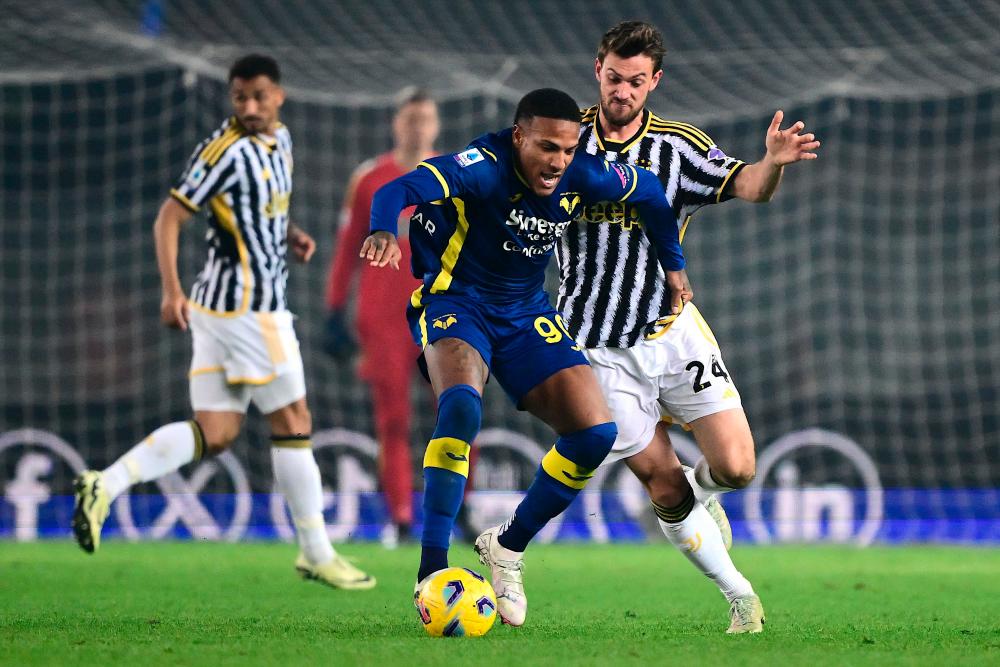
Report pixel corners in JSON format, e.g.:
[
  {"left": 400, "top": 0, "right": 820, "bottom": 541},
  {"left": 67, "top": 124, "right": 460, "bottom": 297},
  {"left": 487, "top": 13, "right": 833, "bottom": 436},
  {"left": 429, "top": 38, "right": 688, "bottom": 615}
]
[{"left": 474, "top": 526, "right": 527, "bottom": 626}]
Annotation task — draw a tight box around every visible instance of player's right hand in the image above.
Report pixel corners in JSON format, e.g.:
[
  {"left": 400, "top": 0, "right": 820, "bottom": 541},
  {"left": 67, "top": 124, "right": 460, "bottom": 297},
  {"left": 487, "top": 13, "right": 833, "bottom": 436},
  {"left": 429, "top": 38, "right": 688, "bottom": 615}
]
[
  {"left": 665, "top": 269, "right": 693, "bottom": 315},
  {"left": 161, "top": 292, "right": 190, "bottom": 331},
  {"left": 360, "top": 231, "right": 401, "bottom": 269}
]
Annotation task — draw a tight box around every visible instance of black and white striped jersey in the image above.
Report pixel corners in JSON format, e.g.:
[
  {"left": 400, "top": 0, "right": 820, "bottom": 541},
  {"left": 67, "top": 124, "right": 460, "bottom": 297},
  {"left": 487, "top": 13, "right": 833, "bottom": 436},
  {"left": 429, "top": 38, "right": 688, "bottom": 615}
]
[
  {"left": 555, "top": 106, "right": 746, "bottom": 348},
  {"left": 170, "top": 117, "right": 294, "bottom": 314}
]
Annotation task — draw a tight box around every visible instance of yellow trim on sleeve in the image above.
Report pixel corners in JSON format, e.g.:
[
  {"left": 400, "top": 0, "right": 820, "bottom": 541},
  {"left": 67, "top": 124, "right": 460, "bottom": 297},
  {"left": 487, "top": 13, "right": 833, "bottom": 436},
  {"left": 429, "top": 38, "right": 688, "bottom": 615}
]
[
  {"left": 715, "top": 162, "right": 745, "bottom": 203},
  {"left": 541, "top": 446, "right": 595, "bottom": 490},
  {"left": 479, "top": 147, "right": 497, "bottom": 162},
  {"left": 418, "top": 161, "right": 450, "bottom": 199},
  {"left": 170, "top": 188, "right": 200, "bottom": 213},
  {"left": 410, "top": 286, "right": 424, "bottom": 308},
  {"left": 429, "top": 197, "right": 470, "bottom": 294},
  {"left": 189, "top": 365, "right": 225, "bottom": 378},
  {"left": 423, "top": 437, "right": 471, "bottom": 476}
]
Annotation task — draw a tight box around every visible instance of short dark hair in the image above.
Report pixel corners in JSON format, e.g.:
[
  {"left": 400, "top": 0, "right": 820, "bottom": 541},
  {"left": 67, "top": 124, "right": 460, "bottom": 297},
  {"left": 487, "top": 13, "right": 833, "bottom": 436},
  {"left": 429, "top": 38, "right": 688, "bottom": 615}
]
[
  {"left": 228, "top": 54, "right": 281, "bottom": 84},
  {"left": 597, "top": 21, "right": 666, "bottom": 72},
  {"left": 395, "top": 87, "right": 435, "bottom": 112},
  {"left": 514, "top": 88, "right": 581, "bottom": 125}
]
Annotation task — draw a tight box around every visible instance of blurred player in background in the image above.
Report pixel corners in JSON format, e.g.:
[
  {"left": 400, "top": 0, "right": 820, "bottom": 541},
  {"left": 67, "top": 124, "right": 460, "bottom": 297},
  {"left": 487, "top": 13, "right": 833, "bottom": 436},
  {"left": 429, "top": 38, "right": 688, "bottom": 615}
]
[
  {"left": 324, "top": 90, "right": 436, "bottom": 548},
  {"left": 361, "top": 88, "right": 692, "bottom": 626},
  {"left": 556, "top": 21, "right": 820, "bottom": 632},
  {"left": 71, "top": 54, "right": 375, "bottom": 590},
  {"left": 324, "top": 90, "right": 478, "bottom": 547}
]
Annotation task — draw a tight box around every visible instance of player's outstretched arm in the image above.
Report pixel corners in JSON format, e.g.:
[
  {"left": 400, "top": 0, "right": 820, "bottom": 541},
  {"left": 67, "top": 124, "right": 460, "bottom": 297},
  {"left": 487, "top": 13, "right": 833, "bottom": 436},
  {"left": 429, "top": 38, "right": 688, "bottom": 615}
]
[
  {"left": 731, "top": 109, "right": 821, "bottom": 203},
  {"left": 153, "top": 197, "right": 194, "bottom": 330}
]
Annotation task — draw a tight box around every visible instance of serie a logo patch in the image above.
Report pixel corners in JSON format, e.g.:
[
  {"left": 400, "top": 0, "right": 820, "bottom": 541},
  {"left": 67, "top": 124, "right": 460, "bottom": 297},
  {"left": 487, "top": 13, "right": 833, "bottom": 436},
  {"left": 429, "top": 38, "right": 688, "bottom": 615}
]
[{"left": 453, "top": 148, "right": 484, "bottom": 167}]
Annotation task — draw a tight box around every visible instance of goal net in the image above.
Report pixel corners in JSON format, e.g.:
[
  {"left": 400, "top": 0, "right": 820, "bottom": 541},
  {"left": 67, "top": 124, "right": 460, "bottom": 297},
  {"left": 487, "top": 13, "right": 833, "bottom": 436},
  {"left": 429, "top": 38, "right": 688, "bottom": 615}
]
[{"left": 1, "top": 0, "right": 998, "bottom": 544}]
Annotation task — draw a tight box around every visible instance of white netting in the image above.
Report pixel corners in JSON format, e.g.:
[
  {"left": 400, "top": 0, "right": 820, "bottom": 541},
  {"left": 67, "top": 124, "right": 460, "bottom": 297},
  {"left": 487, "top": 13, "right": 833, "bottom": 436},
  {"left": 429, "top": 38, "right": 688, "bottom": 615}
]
[{"left": 1, "top": 0, "right": 998, "bottom": 538}]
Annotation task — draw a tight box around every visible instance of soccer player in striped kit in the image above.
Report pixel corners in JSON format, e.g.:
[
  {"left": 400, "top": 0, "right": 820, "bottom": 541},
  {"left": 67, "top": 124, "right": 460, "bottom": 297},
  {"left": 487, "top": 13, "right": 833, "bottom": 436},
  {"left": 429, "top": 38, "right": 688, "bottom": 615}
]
[
  {"left": 556, "top": 21, "right": 821, "bottom": 632},
  {"left": 71, "top": 54, "right": 374, "bottom": 590}
]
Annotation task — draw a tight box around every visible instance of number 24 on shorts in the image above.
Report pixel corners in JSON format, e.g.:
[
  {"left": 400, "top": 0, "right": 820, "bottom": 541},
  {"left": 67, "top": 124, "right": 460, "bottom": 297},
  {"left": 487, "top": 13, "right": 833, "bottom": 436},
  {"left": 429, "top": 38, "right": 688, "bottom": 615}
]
[
  {"left": 686, "top": 355, "right": 730, "bottom": 393},
  {"left": 534, "top": 315, "right": 581, "bottom": 351}
]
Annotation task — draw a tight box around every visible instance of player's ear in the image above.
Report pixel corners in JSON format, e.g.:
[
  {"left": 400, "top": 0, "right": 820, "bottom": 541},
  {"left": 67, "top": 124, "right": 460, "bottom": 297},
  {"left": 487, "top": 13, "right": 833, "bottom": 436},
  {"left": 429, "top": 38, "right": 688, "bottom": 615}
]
[
  {"left": 274, "top": 85, "right": 286, "bottom": 108},
  {"left": 649, "top": 69, "right": 663, "bottom": 92},
  {"left": 594, "top": 57, "right": 602, "bottom": 82},
  {"left": 512, "top": 123, "right": 523, "bottom": 146}
]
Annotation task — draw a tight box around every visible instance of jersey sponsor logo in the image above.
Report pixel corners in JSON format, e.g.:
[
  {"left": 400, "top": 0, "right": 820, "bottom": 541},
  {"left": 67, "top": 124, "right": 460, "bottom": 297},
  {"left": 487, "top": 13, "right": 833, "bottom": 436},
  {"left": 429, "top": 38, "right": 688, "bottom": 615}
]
[
  {"left": 453, "top": 148, "right": 484, "bottom": 167},
  {"left": 577, "top": 201, "right": 642, "bottom": 230},
  {"left": 433, "top": 314, "right": 458, "bottom": 330},
  {"left": 707, "top": 146, "right": 727, "bottom": 160},
  {"left": 504, "top": 209, "right": 572, "bottom": 241},
  {"left": 559, "top": 193, "right": 581, "bottom": 216}
]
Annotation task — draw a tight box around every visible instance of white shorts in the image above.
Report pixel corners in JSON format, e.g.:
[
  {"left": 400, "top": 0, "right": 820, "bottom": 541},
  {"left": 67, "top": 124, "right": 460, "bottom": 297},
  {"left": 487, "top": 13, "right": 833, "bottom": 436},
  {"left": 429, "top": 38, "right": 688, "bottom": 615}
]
[
  {"left": 188, "top": 308, "right": 306, "bottom": 415},
  {"left": 586, "top": 303, "right": 743, "bottom": 465}
]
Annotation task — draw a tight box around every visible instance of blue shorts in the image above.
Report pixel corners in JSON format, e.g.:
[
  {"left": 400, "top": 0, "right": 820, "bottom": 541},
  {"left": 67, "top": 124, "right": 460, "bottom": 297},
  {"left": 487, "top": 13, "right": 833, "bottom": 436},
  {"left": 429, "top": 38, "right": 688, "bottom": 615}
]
[{"left": 407, "top": 289, "right": 589, "bottom": 408}]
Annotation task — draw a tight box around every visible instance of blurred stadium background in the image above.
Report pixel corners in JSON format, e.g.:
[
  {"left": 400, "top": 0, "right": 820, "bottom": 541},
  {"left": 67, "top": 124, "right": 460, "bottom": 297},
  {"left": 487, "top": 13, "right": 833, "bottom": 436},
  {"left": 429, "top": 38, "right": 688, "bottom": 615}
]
[{"left": 1, "top": 0, "right": 998, "bottom": 545}]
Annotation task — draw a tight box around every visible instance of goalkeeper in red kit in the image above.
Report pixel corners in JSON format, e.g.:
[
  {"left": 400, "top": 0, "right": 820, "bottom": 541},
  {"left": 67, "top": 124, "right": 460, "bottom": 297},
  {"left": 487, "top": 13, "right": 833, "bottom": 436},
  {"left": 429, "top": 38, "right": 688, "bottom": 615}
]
[{"left": 324, "top": 90, "right": 476, "bottom": 546}]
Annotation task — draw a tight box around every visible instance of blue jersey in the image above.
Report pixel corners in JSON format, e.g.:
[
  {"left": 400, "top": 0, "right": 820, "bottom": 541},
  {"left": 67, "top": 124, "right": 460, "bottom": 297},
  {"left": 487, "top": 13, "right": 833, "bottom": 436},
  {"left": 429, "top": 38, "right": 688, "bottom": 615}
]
[{"left": 370, "top": 128, "right": 684, "bottom": 302}]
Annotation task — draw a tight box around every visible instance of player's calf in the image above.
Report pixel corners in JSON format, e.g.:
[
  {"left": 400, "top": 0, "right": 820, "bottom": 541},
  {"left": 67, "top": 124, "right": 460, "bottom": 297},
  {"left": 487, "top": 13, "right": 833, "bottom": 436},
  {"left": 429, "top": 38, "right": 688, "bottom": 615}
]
[{"left": 418, "top": 383, "right": 482, "bottom": 581}]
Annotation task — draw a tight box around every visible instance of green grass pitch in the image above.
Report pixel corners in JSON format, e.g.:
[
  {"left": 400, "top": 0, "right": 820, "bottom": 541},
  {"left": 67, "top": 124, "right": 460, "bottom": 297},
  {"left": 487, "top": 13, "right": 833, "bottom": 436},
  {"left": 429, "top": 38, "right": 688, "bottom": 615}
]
[{"left": 1, "top": 541, "right": 997, "bottom": 665}]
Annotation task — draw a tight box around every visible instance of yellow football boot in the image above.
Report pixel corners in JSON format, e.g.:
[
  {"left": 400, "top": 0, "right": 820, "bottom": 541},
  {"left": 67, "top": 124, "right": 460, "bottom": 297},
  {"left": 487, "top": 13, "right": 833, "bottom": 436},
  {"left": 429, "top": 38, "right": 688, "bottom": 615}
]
[
  {"left": 295, "top": 553, "right": 376, "bottom": 590},
  {"left": 71, "top": 471, "right": 110, "bottom": 554}
]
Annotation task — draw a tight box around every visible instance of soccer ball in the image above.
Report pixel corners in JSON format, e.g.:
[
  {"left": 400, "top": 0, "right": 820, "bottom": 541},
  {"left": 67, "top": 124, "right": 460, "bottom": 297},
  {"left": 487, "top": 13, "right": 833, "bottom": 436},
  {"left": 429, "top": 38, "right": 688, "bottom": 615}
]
[{"left": 416, "top": 567, "right": 497, "bottom": 637}]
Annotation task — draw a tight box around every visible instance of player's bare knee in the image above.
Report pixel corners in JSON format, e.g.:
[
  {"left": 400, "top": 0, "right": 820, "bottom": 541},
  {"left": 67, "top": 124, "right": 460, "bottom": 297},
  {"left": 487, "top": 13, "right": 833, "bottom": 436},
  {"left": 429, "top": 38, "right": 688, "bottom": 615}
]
[
  {"left": 269, "top": 401, "right": 312, "bottom": 438},
  {"left": 201, "top": 428, "right": 238, "bottom": 457},
  {"left": 714, "top": 461, "right": 756, "bottom": 489},
  {"left": 646, "top": 473, "right": 690, "bottom": 508}
]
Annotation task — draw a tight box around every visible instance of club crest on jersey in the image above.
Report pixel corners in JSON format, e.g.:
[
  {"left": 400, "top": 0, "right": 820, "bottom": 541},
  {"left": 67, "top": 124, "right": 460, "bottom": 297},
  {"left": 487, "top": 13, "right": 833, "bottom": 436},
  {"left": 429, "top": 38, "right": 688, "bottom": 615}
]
[
  {"left": 707, "top": 146, "right": 727, "bottom": 160},
  {"left": 559, "top": 193, "right": 581, "bottom": 215},
  {"left": 453, "top": 148, "right": 484, "bottom": 167},
  {"left": 433, "top": 314, "right": 458, "bottom": 330}
]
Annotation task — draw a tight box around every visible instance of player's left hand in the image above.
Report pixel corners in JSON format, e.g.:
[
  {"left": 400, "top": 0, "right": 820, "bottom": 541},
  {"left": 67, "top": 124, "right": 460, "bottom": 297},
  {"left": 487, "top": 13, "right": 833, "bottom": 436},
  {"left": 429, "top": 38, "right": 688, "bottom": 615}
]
[
  {"left": 665, "top": 269, "right": 693, "bottom": 315},
  {"left": 288, "top": 225, "right": 316, "bottom": 263},
  {"left": 360, "top": 231, "right": 401, "bottom": 269},
  {"left": 764, "top": 110, "right": 821, "bottom": 166}
]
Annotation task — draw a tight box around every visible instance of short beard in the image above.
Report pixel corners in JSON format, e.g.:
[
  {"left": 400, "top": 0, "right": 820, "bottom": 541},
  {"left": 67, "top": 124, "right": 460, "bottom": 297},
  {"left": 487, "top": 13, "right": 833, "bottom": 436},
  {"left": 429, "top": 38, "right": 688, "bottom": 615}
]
[{"left": 600, "top": 100, "right": 642, "bottom": 128}]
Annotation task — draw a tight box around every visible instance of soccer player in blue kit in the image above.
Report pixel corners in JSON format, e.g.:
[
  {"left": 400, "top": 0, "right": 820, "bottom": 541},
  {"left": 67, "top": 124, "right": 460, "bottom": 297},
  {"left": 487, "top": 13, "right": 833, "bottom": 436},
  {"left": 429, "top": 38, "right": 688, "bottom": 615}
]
[{"left": 360, "top": 88, "right": 691, "bottom": 627}]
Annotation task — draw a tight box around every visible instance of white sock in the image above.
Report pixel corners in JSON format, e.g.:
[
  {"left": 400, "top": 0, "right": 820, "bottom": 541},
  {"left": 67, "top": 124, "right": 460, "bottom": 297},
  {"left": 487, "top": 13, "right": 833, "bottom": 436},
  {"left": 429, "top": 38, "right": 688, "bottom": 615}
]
[
  {"left": 657, "top": 502, "right": 754, "bottom": 602},
  {"left": 685, "top": 457, "right": 736, "bottom": 504},
  {"left": 271, "top": 444, "right": 335, "bottom": 565},
  {"left": 102, "top": 421, "right": 201, "bottom": 501}
]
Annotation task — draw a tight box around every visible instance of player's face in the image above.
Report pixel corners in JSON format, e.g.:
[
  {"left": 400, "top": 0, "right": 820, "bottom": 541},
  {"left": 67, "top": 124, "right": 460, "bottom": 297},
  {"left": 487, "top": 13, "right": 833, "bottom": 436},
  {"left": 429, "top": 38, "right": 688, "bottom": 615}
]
[
  {"left": 512, "top": 117, "right": 581, "bottom": 197},
  {"left": 393, "top": 100, "right": 440, "bottom": 153},
  {"left": 230, "top": 75, "right": 285, "bottom": 134},
  {"left": 595, "top": 53, "right": 662, "bottom": 128}
]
